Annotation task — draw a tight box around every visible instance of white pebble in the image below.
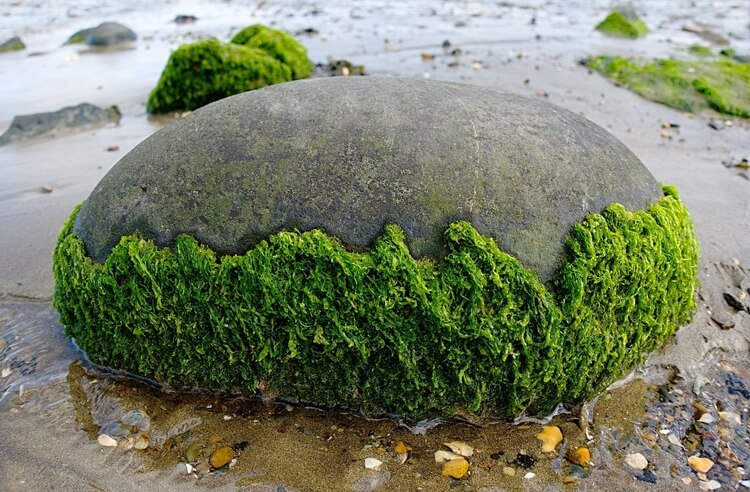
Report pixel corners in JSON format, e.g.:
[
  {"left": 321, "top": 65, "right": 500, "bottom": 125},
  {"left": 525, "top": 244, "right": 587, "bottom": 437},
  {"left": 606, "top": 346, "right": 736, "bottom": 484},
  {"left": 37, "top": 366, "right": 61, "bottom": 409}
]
[
  {"left": 707, "top": 480, "right": 721, "bottom": 490},
  {"left": 698, "top": 413, "right": 715, "bottom": 424},
  {"left": 524, "top": 472, "right": 536, "bottom": 479},
  {"left": 364, "top": 458, "right": 383, "bottom": 470},
  {"left": 740, "top": 480, "right": 750, "bottom": 488},
  {"left": 625, "top": 453, "right": 648, "bottom": 470},
  {"left": 97, "top": 434, "right": 118, "bottom": 447},
  {"left": 1, "top": 367, "right": 10, "bottom": 378}
]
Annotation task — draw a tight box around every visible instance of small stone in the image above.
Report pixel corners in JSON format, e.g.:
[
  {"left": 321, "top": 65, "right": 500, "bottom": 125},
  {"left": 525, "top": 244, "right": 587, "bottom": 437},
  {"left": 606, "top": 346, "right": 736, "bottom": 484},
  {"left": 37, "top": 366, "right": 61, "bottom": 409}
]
[
  {"left": 637, "top": 470, "right": 657, "bottom": 484},
  {"left": 210, "top": 446, "right": 235, "bottom": 469},
  {"left": 195, "top": 461, "right": 210, "bottom": 474},
  {"left": 184, "top": 463, "right": 194, "bottom": 474},
  {"left": 435, "top": 450, "right": 463, "bottom": 462},
  {"left": 688, "top": 455, "right": 714, "bottom": 473},
  {"left": 535, "top": 426, "right": 563, "bottom": 453},
  {"left": 698, "top": 413, "right": 715, "bottom": 424},
  {"left": 740, "top": 480, "right": 750, "bottom": 488},
  {"left": 625, "top": 453, "right": 648, "bottom": 470},
  {"left": 420, "top": 52, "right": 435, "bottom": 61},
  {"left": 667, "top": 433, "right": 684, "bottom": 448},
  {"left": 133, "top": 434, "right": 149, "bottom": 450},
  {"left": 707, "top": 480, "right": 721, "bottom": 490},
  {"left": 41, "top": 185, "right": 53, "bottom": 193},
  {"left": 185, "top": 442, "right": 203, "bottom": 463},
  {"left": 106, "top": 145, "right": 119, "bottom": 152},
  {"left": 566, "top": 447, "right": 591, "bottom": 466},
  {"left": 1, "top": 367, "right": 11, "bottom": 378},
  {"left": 394, "top": 441, "right": 411, "bottom": 454},
  {"left": 502, "top": 466, "right": 516, "bottom": 476},
  {"left": 97, "top": 434, "right": 118, "bottom": 447},
  {"left": 444, "top": 441, "right": 473, "bottom": 458},
  {"left": 568, "top": 465, "right": 589, "bottom": 479},
  {"left": 682, "top": 477, "right": 692, "bottom": 485},
  {"left": 121, "top": 409, "right": 151, "bottom": 432},
  {"left": 562, "top": 476, "right": 576, "bottom": 484},
  {"left": 719, "top": 411, "right": 741, "bottom": 425},
  {"left": 524, "top": 472, "right": 536, "bottom": 479},
  {"left": 442, "top": 458, "right": 469, "bottom": 479},
  {"left": 364, "top": 458, "right": 383, "bottom": 470}
]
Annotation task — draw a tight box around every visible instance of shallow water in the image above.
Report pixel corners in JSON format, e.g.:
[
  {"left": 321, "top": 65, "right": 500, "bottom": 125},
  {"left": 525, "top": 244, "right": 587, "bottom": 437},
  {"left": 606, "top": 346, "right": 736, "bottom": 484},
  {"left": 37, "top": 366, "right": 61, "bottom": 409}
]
[{"left": 1, "top": 0, "right": 750, "bottom": 490}]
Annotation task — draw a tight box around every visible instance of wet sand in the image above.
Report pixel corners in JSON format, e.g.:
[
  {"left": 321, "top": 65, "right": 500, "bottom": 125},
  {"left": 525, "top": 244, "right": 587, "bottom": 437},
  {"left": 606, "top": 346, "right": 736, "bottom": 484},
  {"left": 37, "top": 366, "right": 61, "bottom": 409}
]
[{"left": 1, "top": 1, "right": 750, "bottom": 490}]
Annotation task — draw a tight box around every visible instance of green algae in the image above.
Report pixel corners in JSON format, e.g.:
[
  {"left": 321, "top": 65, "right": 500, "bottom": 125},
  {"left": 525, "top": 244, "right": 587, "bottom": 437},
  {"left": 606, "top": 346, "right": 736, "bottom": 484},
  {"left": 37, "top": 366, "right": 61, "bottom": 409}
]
[
  {"left": 53, "top": 187, "right": 698, "bottom": 420},
  {"left": 146, "top": 38, "right": 292, "bottom": 113},
  {"left": 595, "top": 11, "right": 649, "bottom": 38},
  {"left": 589, "top": 55, "right": 750, "bottom": 118},
  {"left": 230, "top": 24, "right": 312, "bottom": 80},
  {"left": 689, "top": 44, "right": 713, "bottom": 57},
  {"left": 147, "top": 25, "right": 312, "bottom": 113},
  {"left": 0, "top": 36, "right": 25, "bottom": 53}
]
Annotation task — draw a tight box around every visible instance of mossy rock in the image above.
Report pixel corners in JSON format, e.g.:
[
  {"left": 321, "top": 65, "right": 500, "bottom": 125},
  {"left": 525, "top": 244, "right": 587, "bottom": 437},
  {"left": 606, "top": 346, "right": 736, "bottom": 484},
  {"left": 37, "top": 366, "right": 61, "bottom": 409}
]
[
  {"left": 64, "top": 22, "right": 136, "bottom": 46},
  {"left": 0, "top": 36, "right": 25, "bottom": 53},
  {"left": 55, "top": 77, "right": 699, "bottom": 419},
  {"left": 589, "top": 55, "right": 750, "bottom": 118},
  {"left": 146, "top": 38, "right": 292, "bottom": 113},
  {"left": 595, "top": 11, "right": 649, "bottom": 38},
  {"left": 230, "top": 24, "right": 312, "bottom": 80}
]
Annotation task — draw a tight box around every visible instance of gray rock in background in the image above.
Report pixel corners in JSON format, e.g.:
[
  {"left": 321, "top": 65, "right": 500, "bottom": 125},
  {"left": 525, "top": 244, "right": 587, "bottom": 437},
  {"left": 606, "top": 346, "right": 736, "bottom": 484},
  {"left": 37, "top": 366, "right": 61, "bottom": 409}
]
[
  {"left": 0, "top": 103, "right": 121, "bottom": 145},
  {"left": 64, "top": 22, "right": 136, "bottom": 46},
  {"left": 73, "top": 77, "right": 662, "bottom": 282}
]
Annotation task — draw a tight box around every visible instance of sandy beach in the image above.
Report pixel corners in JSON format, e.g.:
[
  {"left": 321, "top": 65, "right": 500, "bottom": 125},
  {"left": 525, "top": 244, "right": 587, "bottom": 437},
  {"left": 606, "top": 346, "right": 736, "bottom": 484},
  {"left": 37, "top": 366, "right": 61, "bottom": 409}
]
[{"left": 1, "top": 1, "right": 749, "bottom": 490}]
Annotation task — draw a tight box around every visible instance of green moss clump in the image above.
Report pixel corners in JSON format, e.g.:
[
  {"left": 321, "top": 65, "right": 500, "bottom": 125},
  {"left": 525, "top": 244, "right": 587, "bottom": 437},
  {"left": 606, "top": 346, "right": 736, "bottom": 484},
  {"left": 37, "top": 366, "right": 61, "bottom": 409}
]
[
  {"left": 53, "top": 187, "right": 698, "bottom": 420},
  {"left": 689, "top": 44, "right": 713, "bottom": 57},
  {"left": 230, "top": 24, "right": 312, "bottom": 80},
  {"left": 595, "top": 11, "right": 649, "bottom": 38},
  {"left": 146, "top": 38, "right": 292, "bottom": 113},
  {"left": 589, "top": 55, "right": 750, "bottom": 118},
  {"left": 0, "top": 36, "right": 25, "bottom": 53}
]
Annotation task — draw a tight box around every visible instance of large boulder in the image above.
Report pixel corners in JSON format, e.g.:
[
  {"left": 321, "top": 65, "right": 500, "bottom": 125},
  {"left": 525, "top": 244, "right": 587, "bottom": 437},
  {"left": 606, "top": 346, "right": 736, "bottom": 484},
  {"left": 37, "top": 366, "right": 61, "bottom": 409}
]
[
  {"left": 55, "top": 77, "right": 698, "bottom": 419},
  {"left": 83, "top": 77, "right": 660, "bottom": 282}
]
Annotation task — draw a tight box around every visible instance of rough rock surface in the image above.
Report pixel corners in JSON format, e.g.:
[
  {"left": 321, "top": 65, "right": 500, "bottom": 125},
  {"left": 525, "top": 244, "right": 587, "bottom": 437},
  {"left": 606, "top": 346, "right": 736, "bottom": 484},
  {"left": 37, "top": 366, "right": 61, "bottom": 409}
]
[
  {"left": 0, "top": 103, "right": 121, "bottom": 145},
  {"left": 73, "top": 77, "right": 662, "bottom": 282},
  {"left": 0, "top": 36, "right": 25, "bottom": 53}
]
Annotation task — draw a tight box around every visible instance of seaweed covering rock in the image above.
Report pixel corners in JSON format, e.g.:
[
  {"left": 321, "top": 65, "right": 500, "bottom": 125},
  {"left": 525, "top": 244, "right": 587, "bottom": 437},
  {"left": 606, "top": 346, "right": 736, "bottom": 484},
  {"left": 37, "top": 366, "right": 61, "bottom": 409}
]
[
  {"left": 595, "top": 11, "right": 649, "bottom": 38},
  {"left": 54, "top": 77, "right": 699, "bottom": 419},
  {"left": 147, "top": 25, "right": 311, "bottom": 113},
  {"left": 589, "top": 55, "right": 750, "bottom": 118}
]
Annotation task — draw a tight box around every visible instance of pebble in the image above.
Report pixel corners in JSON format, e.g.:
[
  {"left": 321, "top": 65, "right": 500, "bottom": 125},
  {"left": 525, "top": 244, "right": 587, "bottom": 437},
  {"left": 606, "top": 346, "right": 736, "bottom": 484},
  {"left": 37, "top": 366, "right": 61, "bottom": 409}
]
[
  {"left": 364, "top": 458, "right": 383, "bottom": 470},
  {"left": 97, "top": 434, "right": 118, "bottom": 447},
  {"left": 625, "top": 453, "right": 648, "bottom": 470},
  {"left": 566, "top": 447, "right": 591, "bottom": 466},
  {"left": 562, "top": 476, "right": 576, "bottom": 484},
  {"left": 524, "top": 472, "right": 536, "bottom": 479},
  {"left": 707, "top": 480, "right": 721, "bottom": 490},
  {"left": 444, "top": 441, "right": 473, "bottom": 457},
  {"left": 210, "top": 446, "right": 235, "bottom": 469},
  {"left": 1, "top": 367, "right": 11, "bottom": 378},
  {"left": 502, "top": 466, "right": 515, "bottom": 476},
  {"left": 121, "top": 409, "right": 151, "bottom": 432},
  {"left": 435, "top": 450, "right": 463, "bottom": 462},
  {"left": 688, "top": 455, "right": 714, "bottom": 473},
  {"left": 568, "top": 465, "right": 589, "bottom": 479},
  {"left": 719, "top": 411, "right": 741, "bottom": 425},
  {"left": 133, "top": 434, "right": 149, "bottom": 450},
  {"left": 637, "top": 470, "right": 657, "bottom": 484},
  {"left": 535, "top": 426, "right": 563, "bottom": 453},
  {"left": 352, "top": 471, "right": 391, "bottom": 492},
  {"left": 185, "top": 441, "right": 203, "bottom": 463},
  {"left": 740, "top": 480, "right": 750, "bottom": 488},
  {"left": 698, "top": 413, "right": 715, "bottom": 424},
  {"left": 442, "top": 458, "right": 469, "bottom": 479},
  {"left": 41, "top": 185, "right": 53, "bottom": 193}
]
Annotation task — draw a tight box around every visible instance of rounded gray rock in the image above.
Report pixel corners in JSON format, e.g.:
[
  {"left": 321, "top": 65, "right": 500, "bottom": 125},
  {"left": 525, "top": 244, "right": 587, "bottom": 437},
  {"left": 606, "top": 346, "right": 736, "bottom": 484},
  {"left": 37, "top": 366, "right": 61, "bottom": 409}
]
[{"left": 73, "top": 77, "right": 662, "bottom": 282}]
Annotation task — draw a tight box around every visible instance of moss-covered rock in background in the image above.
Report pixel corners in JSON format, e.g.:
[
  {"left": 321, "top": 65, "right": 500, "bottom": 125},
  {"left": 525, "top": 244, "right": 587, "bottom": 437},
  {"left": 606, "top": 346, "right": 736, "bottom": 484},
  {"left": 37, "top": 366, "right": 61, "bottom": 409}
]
[
  {"left": 0, "top": 36, "right": 25, "bottom": 53},
  {"left": 589, "top": 55, "right": 750, "bottom": 118},
  {"left": 231, "top": 24, "right": 312, "bottom": 80},
  {"left": 595, "top": 11, "right": 649, "bottom": 38},
  {"left": 54, "top": 78, "right": 699, "bottom": 419},
  {"left": 146, "top": 38, "right": 292, "bottom": 113},
  {"left": 147, "top": 25, "right": 312, "bottom": 113}
]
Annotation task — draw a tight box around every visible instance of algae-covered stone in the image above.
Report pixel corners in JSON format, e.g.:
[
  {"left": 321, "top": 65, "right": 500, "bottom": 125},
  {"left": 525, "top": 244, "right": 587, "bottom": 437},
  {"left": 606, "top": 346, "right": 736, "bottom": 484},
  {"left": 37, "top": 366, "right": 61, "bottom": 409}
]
[
  {"left": 230, "top": 24, "right": 312, "bottom": 80},
  {"left": 147, "top": 25, "right": 311, "bottom": 113},
  {"left": 0, "top": 36, "right": 25, "bottom": 53},
  {"left": 595, "top": 11, "right": 649, "bottom": 38},
  {"left": 54, "top": 77, "right": 699, "bottom": 419},
  {"left": 146, "top": 38, "right": 292, "bottom": 113},
  {"left": 589, "top": 55, "right": 750, "bottom": 118}
]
